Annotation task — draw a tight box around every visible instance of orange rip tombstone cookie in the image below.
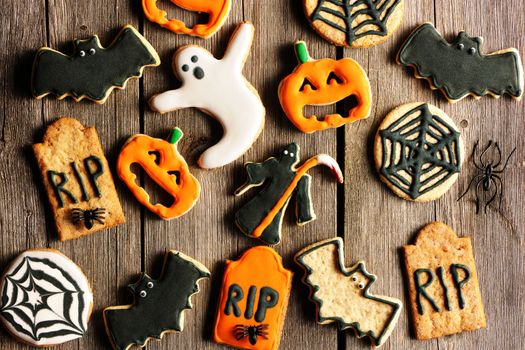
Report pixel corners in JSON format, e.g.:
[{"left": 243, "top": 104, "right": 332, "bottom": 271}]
[
  {"left": 142, "top": 0, "right": 231, "bottom": 38},
  {"left": 295, "top": 238, "right": 402, "bottom": 348},
  {"left": 117, "top": 127, "right": 200, "bottom": 220},
  {"left": 278, "top": 41, "right": 372, "bottom": 133},
  {"left": 33, "top": 118, "right": 125, "bottom": 241},
  {"left": 213, "top": 246, "right": 292, "bottom": 350},
  {"left": 403, "top": 222, "right": 486, "bottom": 340}
]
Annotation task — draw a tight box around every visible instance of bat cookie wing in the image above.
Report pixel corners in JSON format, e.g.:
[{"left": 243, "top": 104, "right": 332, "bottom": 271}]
[{"left": 398, "top": 22, "right": 524, "bottom": 102}]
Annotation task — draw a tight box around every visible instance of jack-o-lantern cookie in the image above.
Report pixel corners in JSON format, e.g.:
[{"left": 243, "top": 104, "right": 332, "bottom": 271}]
[
  {"left": 303, "top": 0, "right": 404, "bottom": 48},
  {"left": 117, "top": 127, "right": 200, "bottom": 220},
  {"left": 278, "top": 41, "right": 372, "bottom": 133},
  {"left": 213, "top": 246, "right": 292, "bottom": 350},
  {"left": 0, "top": 249, "right": 93, "bottom": 347},
  {"left": 142, "top": 0, "right": 231, "bottom": 38},
  {"left": 374, "top": 102, "right": 464, "bottom": 202}
]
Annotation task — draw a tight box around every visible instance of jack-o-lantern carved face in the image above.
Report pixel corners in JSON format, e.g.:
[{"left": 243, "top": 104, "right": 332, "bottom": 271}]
[
  {"left": 117, "top": 128, "right": 200, "bottom": 220},
  {"left": 278, "top": 41, "right": 372, "bottom": 133}
]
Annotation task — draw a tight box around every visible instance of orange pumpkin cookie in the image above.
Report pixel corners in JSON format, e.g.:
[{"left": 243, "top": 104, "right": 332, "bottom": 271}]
[
  {"left": 117, "top": 127, "right": 200, "bottom": 220},
  {"left": 142, "top": 0, "right": 231, "bottom": 38},
  {"left": 278, "top": 41, "right": 372, "bottom": 133},
  {"left": 213, "top": 246, "right": 292, "bottom": 350}
]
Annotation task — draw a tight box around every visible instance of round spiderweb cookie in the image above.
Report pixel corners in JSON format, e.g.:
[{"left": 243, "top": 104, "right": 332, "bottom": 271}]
[
  {"left": 303, "top": 0, "right": 404, "bottom": 48},
  {"left": 374, "top": 102, "right": 464, "bottom": 202},
  {"left": 0, "top": 249, "right": 93, "bottom": 347}
]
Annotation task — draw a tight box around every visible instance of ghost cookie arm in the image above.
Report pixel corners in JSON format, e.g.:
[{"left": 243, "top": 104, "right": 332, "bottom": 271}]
[
  {"left": 223, "top": 22, "right": 254, "bottom": 70},
  {"left": 149, "top": 86, "right": 200, "bottom": 113},
  {"left": 234, "top": 159, "right": 277, "bottom": 195}
]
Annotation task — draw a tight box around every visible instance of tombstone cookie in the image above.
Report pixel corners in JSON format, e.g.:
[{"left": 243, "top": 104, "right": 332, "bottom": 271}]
[
  {"left": 235, "top": 143, "right": 343, "bottom": 245},
  {"left": 278, "top": 41, "right": 372, "bottom": 133},
  {"left": 149, "top": 22, "right": 265, "bottom": 169},
  {"left": 403, "top": 222, "right": 486, "bottom": 339},
  {"left": 397, "top": 23, "right": 524, "bottom": 102},
  {"left": 33, "top": 118, "right": 125, "bottom": 240},
  {"left": 0, "top": 249, "right": 93, "bottom": 347},
  {"left": 213, "top": 246, "right": 292, "bottom": 350},
  {"left": 374, "top": 102, "right": 464, "bottom": 202},
  {"left": 117, "top": 127, "right": 200, "bottom": 220},
  {"left": 295, "top": 238, "right": 402, "bottom": 348},
  {"left": 32, "top": 25, "right": 160, "bottom": 104},
  {"left": 103, "top": 250, "right": 210, "bottom": 350}
]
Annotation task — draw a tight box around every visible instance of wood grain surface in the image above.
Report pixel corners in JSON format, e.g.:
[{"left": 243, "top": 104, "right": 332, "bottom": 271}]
[{"left": 1, "top": 0, "right": 523, "bottom": 349}]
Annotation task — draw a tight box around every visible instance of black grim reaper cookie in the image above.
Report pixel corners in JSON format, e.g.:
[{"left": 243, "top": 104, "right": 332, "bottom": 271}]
[
  {"left": 397, "top": 23, "right": 524, "bottom": 102},
  {"left": 103, "top": 251, "right": 210, "bottom": 350},
  {"left": 235, "top": 143, "right": 343, "bottom": 245},
  {"left": 32, "top": 25, "right": 160, "bottom": 104}
]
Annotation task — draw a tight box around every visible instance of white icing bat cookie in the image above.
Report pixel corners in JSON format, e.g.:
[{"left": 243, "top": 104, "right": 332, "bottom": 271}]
[{"left": 149, "top": 22, "right": 265, "bottom": 169}]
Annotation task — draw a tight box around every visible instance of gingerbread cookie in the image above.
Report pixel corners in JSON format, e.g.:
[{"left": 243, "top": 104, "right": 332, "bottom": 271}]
[
  {"left": 33, "top": 118, "right": 125, "bottom": 240},
  {"left": 149, "top": 22, "right": 265, "bottom": 169},
  {"left": 278, "top": 41, "right": 372, "bottom": 133},
  {"left": 117, "top": 127, "right": 200, "bottom": 220},
  {"left": 303, "top": 0, "right": 404, "bottom": 48},
  {"left": 235, "top": 143, "right": 343, "bottom": 245},
  {"left": 142, "top": 0, "right": 231, "bottom": 38},
  {"left": 374, "top": 102, "right": 464, "bottom": 202},
  {"left": 32, "top": 25, "right": 160, "bottom": 104},
  {"left": 295, "top": 238, "right": 402, "bottom": 347},
  {"left": 403, "top": 222, "right": 486, "bottom": 339},
  {"left": 0, "top": 249, "right": 93, "bottom": 347},
  {"left": 104, "top": 250, "right": 210, "bottom": 350},
  {"left": 398, "top": 23, "right": 524, "bottom": 102},
  {"left": 213, "top": 246, "right": 292, "bottom": 350}
]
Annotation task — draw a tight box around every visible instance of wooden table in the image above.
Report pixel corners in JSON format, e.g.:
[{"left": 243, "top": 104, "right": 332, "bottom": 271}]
[{"left": 1, "top": 1, "right": 523, "bottom": 349}]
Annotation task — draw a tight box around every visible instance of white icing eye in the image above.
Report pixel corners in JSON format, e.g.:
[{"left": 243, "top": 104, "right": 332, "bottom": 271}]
[
  {"left": 468, "top": 47, "right": 476, "bottom": 54},
  {"left": 283, "top": 150, "right": 288, "bottom": 155},
  {"left": 457, "top": 43, "right": 464, "bottom": 50},
  {"left": 358, "top": 282, "right": 364, "bottom": 289},
  {"left": 289, "top": 153, "right": 294, "bottom": 157},
  {"left": 352, "top": 275, "right": 358, "bottom": 282},
  {"left": 79, "top": 50, "right": 86, "bottom": 57},
  {"left": 147, "top": 282, "right": 154, "bottom": 289},
  {"left": 89, "top": 48, "right": 96, "bottom": 55},
  {"left": 139, "top": 290, "right": 147, "bottom": 298}
]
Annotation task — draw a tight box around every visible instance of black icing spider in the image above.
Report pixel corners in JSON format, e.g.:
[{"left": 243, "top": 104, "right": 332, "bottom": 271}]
[
  {"left": 458, "top": 140, "right": 516, "bottom": 214},
  {"left": 71, "top": 208, "right": 106, "bottom": 229},
  {"left": 234, "top": 324, "right": 269, "bottom": 345}
]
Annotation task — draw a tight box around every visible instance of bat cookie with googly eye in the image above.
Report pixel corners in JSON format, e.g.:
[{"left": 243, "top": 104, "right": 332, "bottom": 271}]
[
  {"left": 397, "top": 23, "right": 524, "bottom": 102},
  {"left": 142, "top": 0, "right": 231, "bottom": 38},
  {"left": 33, "top": 118, "right": 125, "bottom": 241},
  {"left": 103, "top": 250, "right": 210, "bottom": 350},
  {"left": 303, "top": 0, "right": 404, "bottom": 48},
  {"left": 235, "top": 143, "right": 343, "bottom": 245},
  {"left": 294, "top": 238, "right": 403, "bottom": 348},
  {"left": 373, "top": 102, "right": 464, "bottom": 202},
  {"left": 278, "top": 40, "right": 372, "bottom": 133},
  {"left": 149, "top": 22, "right": 265, "bottom": 169},
  {"left": 32, "top": 24, "right": 160, "bottom": 104},
  {"left": 117, "top": 127, "right": 200, "bottom": 220},
  {"left": 0, "top": 249, "right": 93, "bottom": 347}
]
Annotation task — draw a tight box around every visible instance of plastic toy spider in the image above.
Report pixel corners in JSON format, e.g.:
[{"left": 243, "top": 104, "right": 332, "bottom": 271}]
[
  {"left": 458, "top": 140, "right": 516, "bottom": 214},
  {"left": 234, "top": 324, "right": 269, "bottom": 345},
  {"left": 71, "top": 208, "right": 106, "bottom": 229}
]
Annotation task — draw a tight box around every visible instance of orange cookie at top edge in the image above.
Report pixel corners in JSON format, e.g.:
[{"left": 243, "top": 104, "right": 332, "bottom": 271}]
[
  {"left": 213, "top": 246, "right": 293, "bottom": 350},
  {"left": 116, "top": 127, "right": 200, "bottom": 220},
  {"left": 278, "top": 41, "right": 372, "bottom": 133},
  {"left": 142, "top": 0, "right": 231, "bottom": 38}
]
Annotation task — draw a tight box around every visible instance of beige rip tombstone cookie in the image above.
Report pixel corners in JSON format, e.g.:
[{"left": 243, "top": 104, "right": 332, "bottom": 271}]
[
  {"left": 33, "top": 118, "right": 125, "bottom": 240},
  {"left": 303, "top": 0, "right": 404, "bottom": 48},
  {"left": 403, "top": 222, "right": 486, "bottom": 340}
]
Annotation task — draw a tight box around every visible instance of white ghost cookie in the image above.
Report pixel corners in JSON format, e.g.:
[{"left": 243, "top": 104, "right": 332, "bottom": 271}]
[{"left": 149, "top": 22, "right": 266, "bottom": 169}]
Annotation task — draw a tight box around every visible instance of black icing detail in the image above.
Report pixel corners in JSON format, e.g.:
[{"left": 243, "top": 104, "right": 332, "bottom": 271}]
[
  {"left": 182, "top": 64, "right": 189, "bottom": 72},
  {"left": 191, "top": 55, "right": 198, "bottom": 63},
  {"left": 224, "top": 284, "right": 244, "bottom": 317},
  {"left": 104, "top": 251, "right": 210, "bottom": 350},
  {"left": 193, "top": 67, "right": 205, "bottom": 80},
  {"left": 255, "top": 287, "right": 279, "bottom": 323},
  {"left": 84, "top": 156, "right": 103, "bottom": 197},
  {"left": 32, "top": 26, "right": 159, "bottom": 102},
  {"left": 450, "top": 264, "right": 471, "bottom": 310},
  {"left": 244, "top": 286, "right": 257, "bottom": 319},
  {"left": 47, "top": 171, "right": 78, "bottom": 208},
  {"left": 398, "top": 23, "right": 523, "bottom": 100},
  {"left": 414, "top": 269, "right": 440, "bottom": 315}
]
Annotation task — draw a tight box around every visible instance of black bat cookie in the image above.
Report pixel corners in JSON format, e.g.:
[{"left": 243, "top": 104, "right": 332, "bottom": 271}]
[
  {"left": 32, "top": 24, "right": 160, "bottom": 104},
  {"left": 398, "top": 23, "right": 524, "bottom": 102},
  {"left": 103, "top": 251, "right": 210, "bottom": 350}
]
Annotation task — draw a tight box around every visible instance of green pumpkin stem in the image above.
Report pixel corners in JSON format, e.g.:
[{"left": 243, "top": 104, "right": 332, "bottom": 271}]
[
  {"left": 295, "top": 41, "right": 310, "bottom": 64},
  {"left": 168, "top": 127, "right": 183, "bottom": 145}
]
